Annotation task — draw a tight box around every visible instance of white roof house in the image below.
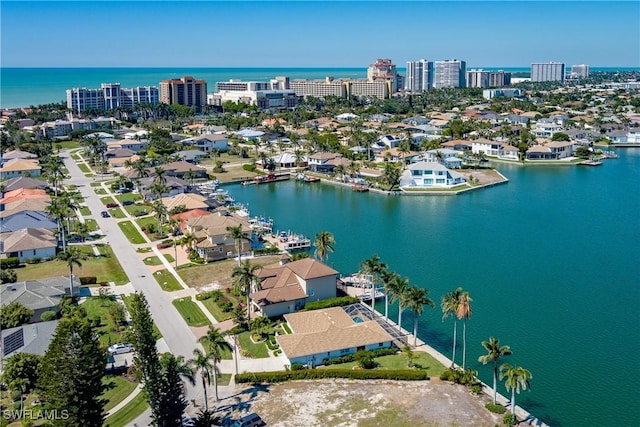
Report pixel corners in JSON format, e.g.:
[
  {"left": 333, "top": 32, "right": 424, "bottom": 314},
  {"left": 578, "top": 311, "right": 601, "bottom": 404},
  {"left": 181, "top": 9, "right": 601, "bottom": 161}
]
[{"left": 400, "top": 161, "right": 466, "bottom": 189}]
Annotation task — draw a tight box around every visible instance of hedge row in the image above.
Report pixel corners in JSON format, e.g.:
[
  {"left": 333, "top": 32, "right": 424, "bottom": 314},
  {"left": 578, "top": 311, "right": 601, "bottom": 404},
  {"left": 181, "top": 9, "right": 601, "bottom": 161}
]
[
  {"left": 235, "top": 369, "right": 429, "bottom": 384},
  {"left": 301, "top": 296, "right": 360, "bottom": 311},
  {"left": 0, "top": 257, "right": 20, "bottom": 269},
  {"left": 322, "top": 348, "right": 397, "bottom": 365}
]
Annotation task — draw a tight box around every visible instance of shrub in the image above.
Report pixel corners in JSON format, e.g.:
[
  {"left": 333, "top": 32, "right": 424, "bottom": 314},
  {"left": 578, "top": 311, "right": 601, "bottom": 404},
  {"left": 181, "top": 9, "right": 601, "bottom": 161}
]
[
  {"left": 235, "top": 369, "right": 429, "bottom": 384},
  {"left": 470, "top": 384, "right": 483, "bottom": 395},
  {"left": 503, "top": 413, "right": 517, "bottom": 426},
  {"left": 273, "top": 349, "right": 282, "bottom": 356},
  {"left": 216, "top": 298, "right": 233, "bottom": 312},
  {"left": 358, "top": 356, "right": 378, "bottom": 369},
  {"left": 485, "top": 403, "right": 506, "bottom": 414},
  {"left": 301, "top": 296, "right": 360, "bottom": 311},
  {"left": 0, "top": 257, "right": 20, "bottom": 269},
  {"left": 242, "top": 164, "right": 256, "bottom": 172},
  {"left": 40, "top": 311, "right": 57, "bottom": 322},
  {"left": 323, "top": 347, "right": 397, "bottom": 365},
  {"left": 0, "top": 269, "right": 17, "bottom": 284},
  {"left": 254, "top": 246, "right": 280, "bottom": 256},
  {"left": 79, "top": 276, "right": 97, "bottom": 285},
  {"left": 24, "top": 257, "right": 42, "bottom": 264}
]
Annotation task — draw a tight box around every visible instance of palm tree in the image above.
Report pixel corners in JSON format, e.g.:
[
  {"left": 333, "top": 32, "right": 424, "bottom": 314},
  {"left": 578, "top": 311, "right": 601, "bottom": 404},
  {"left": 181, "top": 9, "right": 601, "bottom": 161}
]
[
  {"left": 456, "top": 291, "right": 472, "bottom": 369},
  {"left": 152, "top": 200, "right": 167, "bottom": 237},
  {"left": 188, "top": 349, "right": 215, "bottom": 411},
  {"left": 499, "top": 363, "right": 532, "bottom": 416},
  {"left": 360, "top": 254, "right": 387, "bottom": 311},
  {"left": 231, "top": 261, "right": 260, "bottom": 323},
  {"left": 380, "top": 270, "right": 399, "bottom": 320},
  {"left": 153, "top": 167, "right": 167, "bottom": 187},
  {"left": 388, "top": 275, "right": 410, "bottom": 331},
  {"left": 313, "top": 230, "right": 335, "bottom": 262},
  {"left": 407, "top": 287, "right": 435, "bottom": 346},
  {"left": 198, "top": 326, "right": 232, "bottom": 402},
  {"left": 225, "top": 225, "right": 246, "bottom": 267},
  {"left": 56, "top": 247, "right": 86, "bottom": 297},
  {"left": 333, "top": 164, "right": 346, "bottom": 180},
  {"left": 441, "top": 287, "right": 463, "bottom": 367},
  {"left": 479, "top": 336, "right": 512, "bottom": 405},
  {"left": 180, "top": 232, "right": 196, "bottom": 255}
]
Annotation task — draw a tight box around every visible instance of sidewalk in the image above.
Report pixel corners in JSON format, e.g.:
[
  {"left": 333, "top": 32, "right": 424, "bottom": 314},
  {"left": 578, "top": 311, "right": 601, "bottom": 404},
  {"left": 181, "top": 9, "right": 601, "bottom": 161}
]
[{"left": 106, "top": 384, "right": 144, "bottom": 417}]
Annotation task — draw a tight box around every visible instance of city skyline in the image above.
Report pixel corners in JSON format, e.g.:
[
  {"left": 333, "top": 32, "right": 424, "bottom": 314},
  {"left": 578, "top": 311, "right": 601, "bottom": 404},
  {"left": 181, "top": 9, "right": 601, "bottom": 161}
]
[{"left": 1, "top": 1, "right": 639, "bottom": 68}]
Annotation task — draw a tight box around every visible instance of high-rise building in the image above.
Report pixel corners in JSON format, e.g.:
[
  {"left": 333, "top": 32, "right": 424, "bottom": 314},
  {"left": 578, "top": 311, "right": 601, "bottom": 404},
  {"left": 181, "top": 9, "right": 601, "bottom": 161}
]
[
  {"left": 406, "top": 60, "right": 433, "bottom": 92},
  {"left": 66, "top": 83, "right": 159, "bottom": 112},
  {"left": 571, "top": 64, "right": 590, "bottom": 78},
  {"left": 466, "top": 69, "right": 512, "bottom": 88},
  {"left": 367, "top": 58, "right": 398, "bottom": 92},
  {"left": 159, "top": 76, "right": 208, "bottom": 110},
  {"left": 209, "top": 78, "right": 298, "bottom": 109},
  {"left": 531, "top": 62, "right": 565, "bottom": 82},
  {"left": 290, "top": 77, "right": 347, "bottom": 98},
  {"left": 434, "top": 60, "right": 466, "bottom": 89}
]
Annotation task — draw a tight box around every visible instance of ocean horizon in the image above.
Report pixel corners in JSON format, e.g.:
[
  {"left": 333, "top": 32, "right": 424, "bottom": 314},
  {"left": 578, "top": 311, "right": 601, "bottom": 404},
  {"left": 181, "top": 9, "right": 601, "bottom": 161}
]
[{"left": 2, "top": 66, "right": 639, "bottom": 109}]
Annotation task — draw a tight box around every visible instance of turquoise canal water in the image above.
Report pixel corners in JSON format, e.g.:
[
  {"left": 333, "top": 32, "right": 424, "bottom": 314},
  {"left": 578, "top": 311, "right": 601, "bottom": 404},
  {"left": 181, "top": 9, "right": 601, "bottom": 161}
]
[{"left": 226, "top": 150, "right": 640, "bottom": 426}]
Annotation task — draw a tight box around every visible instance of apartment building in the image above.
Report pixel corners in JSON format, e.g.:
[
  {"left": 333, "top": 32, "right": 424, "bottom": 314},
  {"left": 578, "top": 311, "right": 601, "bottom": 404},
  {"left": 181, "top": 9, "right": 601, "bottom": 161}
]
[
  {"left": 159, "top": 76, "right": 208, "bottom": 110},
  {"left": 367, "top": 58, "right": 399, "bottom": 92},
  {"left": 290, "top": 77, "right": 347, "bottom": 98},
  {"left": 347, "top": 80, "right": 392, "bottom": 99},
  {"left": 209, "top": 78, "right": 298, "bottom": 109},
  {"left": 466, "top": 69, "right": 512, "bottom": 88},
  {"left": 66, "top": 83, "right": 158, "bottom": 112},
  {"left": 531, "top": 62, "right": 566, "bottom": 82},
  {"left": 434, "top": 60, "right": 466, "bottom": 88},
  {"left": 405, "top": 60, "right": 433, "bottom": 92},
  {"left": 570, "top": 64, "right": 590, "bottom": 79}
]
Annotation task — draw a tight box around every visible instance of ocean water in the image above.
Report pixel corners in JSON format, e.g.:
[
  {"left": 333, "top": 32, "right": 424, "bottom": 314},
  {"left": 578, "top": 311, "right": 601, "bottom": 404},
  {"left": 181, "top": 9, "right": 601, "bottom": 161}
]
[
  {"left": 1, "top": 66, "right": 638, "bottom": 109},
  {"left": 224, "top": 150, "right": 640, "bottom": 426}
]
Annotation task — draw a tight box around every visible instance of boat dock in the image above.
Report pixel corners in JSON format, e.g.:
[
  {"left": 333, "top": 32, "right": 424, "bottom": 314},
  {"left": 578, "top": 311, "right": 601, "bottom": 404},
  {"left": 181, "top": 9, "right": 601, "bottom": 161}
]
[{"left": 243, "top": 173, "right": 291, "bottom": 185}]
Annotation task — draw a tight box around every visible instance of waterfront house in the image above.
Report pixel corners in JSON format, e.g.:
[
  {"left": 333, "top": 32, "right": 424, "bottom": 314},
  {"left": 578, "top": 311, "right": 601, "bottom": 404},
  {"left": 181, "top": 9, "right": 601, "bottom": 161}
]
[
  {"left": 525, "top": 145, "right": 556, "bottom": 160},
  {"left": 400, "top": 162, "right": 466, "bottom": 189},
  {"left": 276, "top": 307, "right": 394, "bottom": 366},
  {"left": 308, "top": 152, "right": 343, "bottom": 173},
  {"left": 545, "top": 140, "right": 575, "bottom": 158},
  {"left": 172, "top": 209, "right": 212, "bottom": 230},
  {"left": 421, "top": 148, "right": 463, "bottom": 168},
  {"left": 139, "top": 176, "right": 189, "bottom": 200},
  {"left": 251, "top": 257, "right": 338, "bottom": 318},
  {"left": 160, "top": 193, "right": 218, "bottom": 213},
  {"left": 161, "top": 161, "right": 208, "bottom": 180},
  {"left": 176, "top": 149, "right": 207, "bottom": 164},
  {"left": 0, "top": 228, "right": 57, "bottom": 262},
  {"left": 441, "top": 139, "right": 473, "bottom": 152},
  {"left": 471, "top": 139, "right": 519, "bottom": 160},
  {"left": 186, "top": 213, "right": 252, "bottom": 262},
  {"left": 0, "top": 159, "right": 41, "bottom": 179},
  {"left": 532, "top": 121, "right": 563, "bottom": 138}
]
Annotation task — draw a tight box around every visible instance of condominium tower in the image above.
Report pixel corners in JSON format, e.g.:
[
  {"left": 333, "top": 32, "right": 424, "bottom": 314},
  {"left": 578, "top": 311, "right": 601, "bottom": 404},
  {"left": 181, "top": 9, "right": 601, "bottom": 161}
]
[
  {"left": 434, "top": 60, "right": 466, "bottom": 89},
  {"left": 466, "top": 69, "right": 511, "bottom": 88},
  {"left": 66, "top": 83, "right": 158, "bottom": 112},
  {"left": 531, "top": 62, "right": 566, "bottom": 82},
  {"left": 405, "top": 60, "right": 433, "bottom": 92},
  {"left": 367, "top": 58, "right": 399, "bottom": 92},
  {"left": 570, "top": 64, "right": 590, "bottom": 78},
  {"left": 159, "top": 76, "right": 208, "bottom": 110}
]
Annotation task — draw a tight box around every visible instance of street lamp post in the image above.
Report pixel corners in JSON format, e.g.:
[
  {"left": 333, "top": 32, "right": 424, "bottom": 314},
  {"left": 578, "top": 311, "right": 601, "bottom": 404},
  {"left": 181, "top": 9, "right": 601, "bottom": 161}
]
[
  {"left": 234, "top": 335, "right": 239, "bottom": 375},
  {"left": 173, "top": 239, "right": 178, "bottom": 269}
]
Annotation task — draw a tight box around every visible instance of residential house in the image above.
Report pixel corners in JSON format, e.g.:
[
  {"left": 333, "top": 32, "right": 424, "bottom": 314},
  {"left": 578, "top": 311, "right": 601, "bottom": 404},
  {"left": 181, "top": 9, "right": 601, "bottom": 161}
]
[
  {"left": 0, "top": 228, "right": 57, "bottom": 262},
  {"left": 0, "top": 276, "right": 81, "bottom": 322},
  {"left": 627, "top": 129, "right": 640, "bottom": 144},
  {"left": 172, "top": 209, "right": 212, "bottom": 230},
  {"left": 308, "top": 152, "right": 343, "bottom": 173},
  {"left": 176, "top": 150, "right": 208, "bottom": 164},
  {"left": 606, "top": 129, "right": 628, "bottom": 144},
  {"left": 162, "top": 161, "right": 208, "bottom": 180},
  {"left": 2, "top": 149, "right": 37, "bottom": 162},
  {"left": 106, "top": 138, "right": 147, "bottom": 152},
  {"left": 532, "top": 121, "right": 563, "bottom": 138},
  {"left": 105, "top": 148, "right": 138, "bottom": 168},
  {"left": 234, "top": 128, "right": 265, "bottom": 141},
  {"left": 0, "top": 210, "right": 58, "bottom": 233},
  {"left": 471, "top": 139, "right": 519, "bottom": 160},
  {"left": 160, "top": 193, "right": 218, "bottom": 213},
  {"left": 1, "top": 320, "right": 59, "bottom": 360},
  {"left": 276, "top": 307, "right": 394, "bottom": 366},
  {"left": 441, "top": 139, "right": 472, "bottom": 152},
  {"left": 545, "top": 140, "right": 575, "bottom": 158},
  {"left": 0, "top": 159, "right": 41, "bottom": 179},
  {"left": 525, "top": 145, "right": 556, "bottom": 160},
  {"left": 375, "top": 148, "right": 419, "bottom": 163},
  {"left": 269, "top": 152, "right": 299, "bottom": 169},
  {"left": 1, "top": 177, "right": 47, "bottom": 192},
  {"left": 180, "top": 134, "right": 229, "bottom": 152},
  {"left": 421, "top": 148, "right": 463, "bottom": 168},
  {"left": 251, "top": 257, "right": 338, "bottom": 318},
  {"left": 400, "top": 162, "right": 466, "bottom": 188},
  {"left": 186, "top": 213, "right": 252, "bottom": 262},
  {"left": 139, "top": 176, "right": 189, "bottom": 200},
  {"left": 378, "top": 134, "right": 402, "bottom": 148},
  {"left": 0, "top": 199, "right": 52, "bottom": 218},
  {"left": 0, "top": 188, "right": 50, "bottom": 206}
]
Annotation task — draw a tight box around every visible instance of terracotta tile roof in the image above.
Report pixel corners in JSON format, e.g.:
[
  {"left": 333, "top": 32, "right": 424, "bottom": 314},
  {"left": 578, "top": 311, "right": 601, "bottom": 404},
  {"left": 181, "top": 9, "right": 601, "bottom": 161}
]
[{"left": 277, "top": 307, "right": 393, "bottom": 359}]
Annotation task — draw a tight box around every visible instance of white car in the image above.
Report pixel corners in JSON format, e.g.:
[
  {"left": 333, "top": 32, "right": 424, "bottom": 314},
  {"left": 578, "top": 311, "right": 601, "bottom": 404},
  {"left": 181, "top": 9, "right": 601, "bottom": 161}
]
[{"left": 107, "top": 343, "right": 134, "bottom": 355}]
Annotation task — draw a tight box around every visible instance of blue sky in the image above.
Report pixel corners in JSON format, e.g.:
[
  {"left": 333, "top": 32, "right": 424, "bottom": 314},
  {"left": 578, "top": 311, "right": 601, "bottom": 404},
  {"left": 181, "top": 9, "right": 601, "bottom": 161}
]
[{"left": 1, "top": 1, "right": 638, "bottom": 67}]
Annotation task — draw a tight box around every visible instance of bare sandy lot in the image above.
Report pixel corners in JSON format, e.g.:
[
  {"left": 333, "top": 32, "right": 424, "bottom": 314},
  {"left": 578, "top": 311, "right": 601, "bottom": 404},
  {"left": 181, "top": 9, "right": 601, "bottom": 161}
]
[{"left": 218, "top": 379, "right": 502, "bottom": 427}]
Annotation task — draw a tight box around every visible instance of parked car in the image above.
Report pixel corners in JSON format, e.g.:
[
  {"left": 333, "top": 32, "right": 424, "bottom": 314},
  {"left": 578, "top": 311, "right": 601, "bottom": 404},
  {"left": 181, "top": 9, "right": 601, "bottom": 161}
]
[
  {"left": 122, "top": 200, "right": 134, "bottom": 206},
  {"left": 101, "top": 211, "right": 110, "bottom": 218},
  {"left": 66, "top": 234, "right": 83, "bottom": 243},
  {"left": 106, "top": 203, "right": 119, "bottom": 208},
  {"left": 232, "top": 413, "right": 265, "bottom": 427},
  {"left": 107, "top": 343, "right": 134, "bottom": 355},
  {"left": 134, "top": 209, "right": 148, "bottom": 217}
]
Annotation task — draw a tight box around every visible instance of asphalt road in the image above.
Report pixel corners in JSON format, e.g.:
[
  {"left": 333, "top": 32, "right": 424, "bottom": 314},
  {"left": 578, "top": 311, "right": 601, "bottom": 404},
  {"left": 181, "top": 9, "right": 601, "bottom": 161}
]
[{"left": 61, "top": 150, "right": 202, "bottom": 418}]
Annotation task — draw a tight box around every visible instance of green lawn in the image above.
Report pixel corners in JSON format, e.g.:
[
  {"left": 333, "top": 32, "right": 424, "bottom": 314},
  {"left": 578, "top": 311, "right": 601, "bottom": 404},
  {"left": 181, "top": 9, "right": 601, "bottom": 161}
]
[
  {"left": 108, "top": 207, "right": 126, "bottom": 218},
  {"left": 94, "top": 187, "right": 107, "bottom": 194},
  {"left": 78, "top": 163, "right": 91, "bottom": 173},
  {"left": 325, "top": 352, "right": 446, "bottom": 377},
  {"left": 15, "top": 245, "right": 129, "bottom": 285},
  {"left": 200, "top": 298, "right": 233, "bottom": 322},
  {"left": 91, "top": 181, "right": 103, "bottom": 187},
  {"left": 82, "top": 296, "right": 128, "bottom": 346},
  {"left": 55, "top": 140, "right": 80, "bottom": 149},
  {"left": 79, "top": 206, "right": 92, "bottom": 216},
  {"left": 172, "top": 297, "right": 211, "bottom": 327},
  {"left": 136, "top": 247, "right": 152, "bottom": 253},
  {"left": 115, "top": 193, "right": 142, "bottom": 203},
  {"left": 104, "top": 390, "right": 148, "bottom": 427},
  {"left": 118, "top": 221, "right": 147, "bottom": 244},
  {"left": 164, "top": 254, "right": 175, "bottom": 263},
  {"left": 119, "top": 295, "right": 162, "bottom": 339},
  {"left": 102, "top": 376, "right": 138, "bottom": 412},
  {"left": 143, "top": 256, "right": 163, "bottom": 266},
  {"left": 85, "top": 218, "right": 98, "bottom": 232},
  {"left": 101, "top": 196, "right": 117, "bottom": 205},
  {"left": 125, "top": 204, "right": 150, "bottom": 216},
  {"left": 237, "top": 330, "right": 269, "bottom": 358},
  {"left": 135, "top": 216, "right": 169, "bottom": 236},
  {"left": 153, "top": 269, "right": 183, "bottom": 291}
]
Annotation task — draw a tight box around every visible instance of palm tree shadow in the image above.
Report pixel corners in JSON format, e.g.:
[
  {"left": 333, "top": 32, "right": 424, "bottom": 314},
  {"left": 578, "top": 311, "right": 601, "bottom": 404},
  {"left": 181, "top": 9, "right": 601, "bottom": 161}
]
[
  {"left": 214, "top": 383, "right": 271, "bottom": 417},
  {"left": 515, "top": 397, "right": 560, "bottom": 426}
]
